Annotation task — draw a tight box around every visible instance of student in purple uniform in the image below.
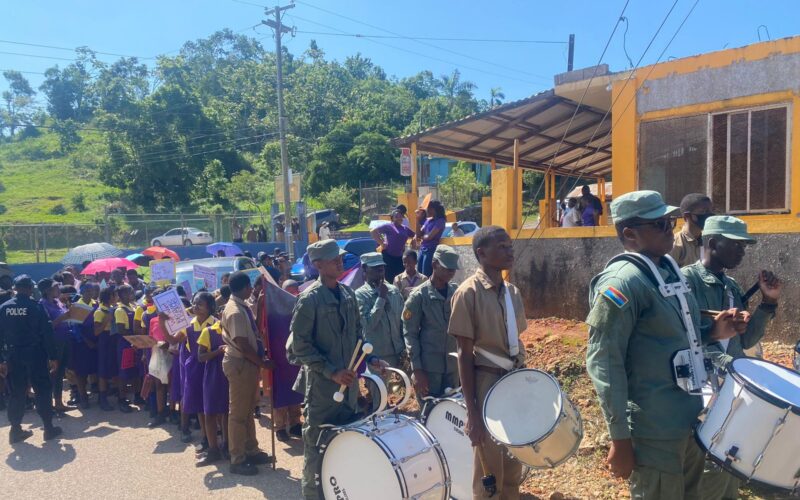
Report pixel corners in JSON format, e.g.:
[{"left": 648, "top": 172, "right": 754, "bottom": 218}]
[
  {"left": 196, "top": 319, "right": 230, "bottom": 466},
  {"left": 37, "top": 278, "right": 74, "bottom": 413},
  {"left": 71, "top": 283, "right": 98, "bottom": 408},
  {"left": 416, "top": 200, "right": 447, "bottom": 277},
  {"left": 178, "top": 292, "right": 216, "bottom": 444},
  {"left": 114, "top": 285, "right": 138, "bottom": 413},
  {"left": 94, "top": 287, "right": 119, "bottom": 411}
]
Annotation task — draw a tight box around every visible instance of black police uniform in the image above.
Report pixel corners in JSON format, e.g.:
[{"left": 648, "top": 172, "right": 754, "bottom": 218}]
[{"left": 0, "top": 292, "right": 57, "bottom": 431}]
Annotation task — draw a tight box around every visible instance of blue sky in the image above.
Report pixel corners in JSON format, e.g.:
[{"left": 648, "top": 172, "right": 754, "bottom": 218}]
[{"left": 1, "top": 0, "right": 798, "bottom": 104}]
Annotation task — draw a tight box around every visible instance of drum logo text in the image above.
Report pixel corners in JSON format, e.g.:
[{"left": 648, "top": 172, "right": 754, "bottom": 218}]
[
  {"left": 446, "top": 410, "right": 465, "bottom": 431},
  {"left": 329, "top": 476, "right": 349, "bottom": 500}
]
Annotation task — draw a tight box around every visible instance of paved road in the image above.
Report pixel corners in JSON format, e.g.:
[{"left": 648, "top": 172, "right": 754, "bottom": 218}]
[{"left": 0, "top": 400, "right": 304, "bottom": 500}]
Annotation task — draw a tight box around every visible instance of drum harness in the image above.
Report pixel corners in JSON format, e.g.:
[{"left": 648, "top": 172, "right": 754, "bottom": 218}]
[{"left": 606, "top": 253, "right": 715, "bottom": 395}]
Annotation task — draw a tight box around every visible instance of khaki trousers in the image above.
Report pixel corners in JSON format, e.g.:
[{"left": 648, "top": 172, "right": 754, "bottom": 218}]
[
  {"left": 472, "top": 369, "right": 522, "bottom": 500},
  {"left": 223, "top": 356, "right": 261, "bottom": 465}
]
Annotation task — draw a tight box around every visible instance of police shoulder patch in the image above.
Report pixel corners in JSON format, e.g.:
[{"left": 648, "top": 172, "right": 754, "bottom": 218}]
[
  {"left": 402, "top": 309, "right": 413, "bottom": 321},
  {"left": 602, "top": 286, "right": 628, "bottom": 308}
]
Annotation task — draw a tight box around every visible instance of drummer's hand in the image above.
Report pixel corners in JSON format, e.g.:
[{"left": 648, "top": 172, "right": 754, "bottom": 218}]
[
  {"left": 733, "top": 310, "right": 751, "bottom": 334},
  {"left": 607, "top": 438, "right": 635, "bottom": 479},
  {"left": 710, "top": 309, "right": 738, "bottom": 341},
  {"left": 369, "top": 359, "right": 389, "bottom": 376},
  {"left": 412, "top": 370, "right": 430, "bottom": 397},
  {"left": 759, "top": 270, "right": 781, "bottom": 304},
  {"left": 465, "top": 413, "right": 485, "bottom": 447},
  {"left": 331, "top": 369, "right": 356, "bottom": 386}
]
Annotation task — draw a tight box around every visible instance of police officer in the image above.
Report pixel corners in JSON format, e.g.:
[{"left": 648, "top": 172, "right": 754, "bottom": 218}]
[
  {"left": 0, "top": 275, "right": 63, "bottom": 444},
  {"left": 289, "top": 239, "right": 386, "bottom": 500},
  {"left": 682, "top": 216, "right": 781, "bottom": 500},
  {"left": 585, "top": 191, "right": 736, "bottom": 499},
  {"left": 402, "top": 245, "right": 460, "bottom": 402},
  {"left": 355, "top": 252, "right": 405, "bottom": 368}
]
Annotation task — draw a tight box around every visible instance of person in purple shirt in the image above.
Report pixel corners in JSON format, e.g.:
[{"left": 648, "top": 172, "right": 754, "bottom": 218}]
[
  {"left": 416, "top": 200, "right": 447, "bottom": 277},
  {"left": 38, "top": 278, "right": 74, "bottom": 412},
  {"left": 370, "top": 208, "right": 415, "bottom": 282}
]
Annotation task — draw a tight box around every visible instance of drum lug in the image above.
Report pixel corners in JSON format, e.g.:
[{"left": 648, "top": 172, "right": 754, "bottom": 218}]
[
  {"left": 544, "top": 457, "right": 555, "bottom": 468},
  {"left": 724, "top": 445, "right": 740, "bottom": 466}
]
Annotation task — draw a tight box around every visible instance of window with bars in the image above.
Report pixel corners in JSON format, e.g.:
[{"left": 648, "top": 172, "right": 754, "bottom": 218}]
[{"left": 638, "top": 104, "right": 790, "bottom": 214}]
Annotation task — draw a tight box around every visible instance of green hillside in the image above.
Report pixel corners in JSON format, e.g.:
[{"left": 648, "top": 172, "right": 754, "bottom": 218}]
[{"left": 0, "top": 130, "right": 114, "bottom": 224}]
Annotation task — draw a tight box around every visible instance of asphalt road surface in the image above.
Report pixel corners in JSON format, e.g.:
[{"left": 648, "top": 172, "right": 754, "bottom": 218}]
[{"left": 0, "top": 399, "right": 304, "bottom": 499}]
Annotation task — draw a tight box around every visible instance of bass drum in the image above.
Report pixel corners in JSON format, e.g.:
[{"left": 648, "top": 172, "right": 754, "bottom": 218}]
[
  {"left": 319, "top": 413, "right": 450, "bottom": 500},
  {"left": 696, "top": 358, "right": 800, "bottom": 492},
  {"left": 483, "top": 368, "right": 583, "bottom": 469},
  {"left": 422, "top": 394, "right": 473, "bottom": 500}
]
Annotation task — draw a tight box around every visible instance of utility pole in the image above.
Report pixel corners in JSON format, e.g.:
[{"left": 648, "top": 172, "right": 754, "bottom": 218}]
[
  {"left": 263, "top": 3, "right": 296, "bottom": 259},
  {"left": 567, "top": 34, "right": 575, "bottom": 71}
]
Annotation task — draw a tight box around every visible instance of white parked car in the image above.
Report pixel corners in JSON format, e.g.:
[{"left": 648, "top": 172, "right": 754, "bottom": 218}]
[{"left": 151, "top": 227, "right": 213, "bottom": 247}]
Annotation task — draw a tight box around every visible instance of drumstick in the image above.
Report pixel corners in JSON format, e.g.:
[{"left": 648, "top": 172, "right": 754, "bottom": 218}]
[
  {"left": 333, "top": 343, "right": 373, "bottom": 403},
  {"left": 347, "top": 339, "right": 363, "bottom": 373},
  {"left": 476, "top": 447, "right": 497, "bottom": 497},
  {"left": 700, "top": 309, "right": 722, "bottom": 317}
]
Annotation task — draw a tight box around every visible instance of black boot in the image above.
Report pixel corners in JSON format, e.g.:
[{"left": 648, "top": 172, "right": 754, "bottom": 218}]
[
  {"left": 9, "top": 426, "right": 33, "bottom": 444},
  {"left": 43, "top": 426, "right": 63, "bottom": 441},
  {"left": 67, "top": 386, "right": 79, "bottom": 406}
]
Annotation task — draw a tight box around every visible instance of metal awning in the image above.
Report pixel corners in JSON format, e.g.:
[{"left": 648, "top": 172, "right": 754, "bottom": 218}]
[{"left": 391, "top": 90, "right": 612, "bottom": 176}]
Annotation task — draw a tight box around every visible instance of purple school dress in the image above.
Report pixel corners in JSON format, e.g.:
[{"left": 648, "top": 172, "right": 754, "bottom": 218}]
[
  {"left": 169, "top": 339, "right": 183, "bottom": 404},
  {"left": 180, "top": 318, "right": 211, "bottom": 414},
  {"left": 96, "top": 306, "right": 118, "bottom": 379},
  {"left": 70, "top": 299, "right": 98, "bottom": 376},
  {"left": 116, "top": 304, "right": 139, "bottom": 381},
  {"left": 199, "top": 323, "right": 229, "bottom": 415}
]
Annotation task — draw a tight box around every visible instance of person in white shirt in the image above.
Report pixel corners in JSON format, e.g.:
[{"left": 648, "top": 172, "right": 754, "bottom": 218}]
[
  {"left": 318, "top": 221, "right": 332, "bottom": 240},
  {"left": 561, "top": 198, "right": 581, "bottom": 227}
]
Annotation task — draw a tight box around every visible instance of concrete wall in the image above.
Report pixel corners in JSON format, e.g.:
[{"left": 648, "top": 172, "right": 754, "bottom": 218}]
[{"left": 448, "top": 234, "right": 800, "bottom": 344}]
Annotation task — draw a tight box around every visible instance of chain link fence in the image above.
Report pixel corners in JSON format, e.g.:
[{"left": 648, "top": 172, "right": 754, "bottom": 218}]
[{"left": 358, "top": 180, "right": 410, "bottom": 221}]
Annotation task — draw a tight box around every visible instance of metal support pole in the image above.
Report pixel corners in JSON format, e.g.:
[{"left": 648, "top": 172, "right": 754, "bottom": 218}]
[{"left": 568, "top": 34, "right": 575, "bottom": 71}]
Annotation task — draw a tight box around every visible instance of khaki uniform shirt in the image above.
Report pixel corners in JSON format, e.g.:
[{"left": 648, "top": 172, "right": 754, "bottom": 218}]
[
  {"left": 393, "top": 270, "right": 429, "bottom": 300},
  {"left": 220, "top": 295, "right": 259, "bottom": 360},
  {"left": 670, "top": 226, "right": 703, "bottom": 267},
  {"left": 448, "top": 269, "right": 527, "bottom": 370},
  {"left": 403, "top": 280, "right": 458, "bottom": 375},
  {"left": 682, "top": 261, "right": 774, "bottom": 364},
  {"left": 586, "top": 258, "right": 705, "bottom": 440},
  {"left": 355, "top": 282, "right": 405, "bottom": 361}
]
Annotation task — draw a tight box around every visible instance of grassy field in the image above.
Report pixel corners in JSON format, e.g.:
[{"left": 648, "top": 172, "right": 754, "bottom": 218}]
[
  {"left": 5, "top": 248, "right": 70, "bottom": 264},
  {"left": 0, "top": 131, "right": 114, "bottom": 224}
]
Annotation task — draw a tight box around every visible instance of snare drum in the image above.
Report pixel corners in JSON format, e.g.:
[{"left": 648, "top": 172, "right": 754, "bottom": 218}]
[
  {"left": 319, "top": 413, "right": 450, "bottom": 500},
  {"left": 421, "top": 393, "right": 473, "bottom": 500},
  {"left": 482, "top": 368, "right": 583, "bottom": 469},
  {"left": 696, "top": 358, "right": 800, "bottom": 492}
]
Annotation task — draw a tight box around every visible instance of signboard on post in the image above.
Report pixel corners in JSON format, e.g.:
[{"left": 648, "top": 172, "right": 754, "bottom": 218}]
[
  {"left": 400, "top": 147, "right": 412, "bottom": 177},
  {"left": 275, "top": 173, "right": 302, "bottom": 203}
]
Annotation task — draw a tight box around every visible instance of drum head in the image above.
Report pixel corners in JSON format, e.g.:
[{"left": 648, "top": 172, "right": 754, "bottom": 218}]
[
  {"left": 483, "top": 369, "right": 562, "bottom": 446},
  {"left": 320, "top": 430, "right": 400, "bottom": 499},
  {"left": 732, "top": 358, "right": 800, "bottom": 409},
  {"left": 426, "top": 400, "right": 472, "bottom": 500}
]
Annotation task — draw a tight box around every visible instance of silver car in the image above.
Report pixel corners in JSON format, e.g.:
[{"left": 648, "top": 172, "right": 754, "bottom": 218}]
[{"left": 151, "top": 227, "right": 213, "bottom": 247}]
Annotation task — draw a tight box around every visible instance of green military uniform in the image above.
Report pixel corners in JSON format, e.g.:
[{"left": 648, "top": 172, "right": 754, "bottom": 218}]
[
  {"left": 403, "top": 279, "right": 459, "bottom": 398},
  {"left": 355, "top": 253, "right": 406, "bottom": 367},
  {"left": 681, "top": 216, "right": 776, "bottom": 500},
  {"left": 289, "top": 241, "right": 364, "bottom": 500},
  {"left": 585, "top": 191, "right": 707, "bottom": 500}
]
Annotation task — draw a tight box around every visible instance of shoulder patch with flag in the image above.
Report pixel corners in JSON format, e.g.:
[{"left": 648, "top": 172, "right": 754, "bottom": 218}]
[
  {"left": 403, "top": 308, "right": 413, "bottom": 321},
  {"left": 602, "top": 286, "right": 628, "bottom": 308}
]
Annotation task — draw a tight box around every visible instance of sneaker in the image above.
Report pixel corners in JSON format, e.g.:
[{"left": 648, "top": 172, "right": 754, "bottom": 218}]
[
  {"left": 43, "top": 426, "right": 63, "bottom": 441},
  {"left": 147, "top": 414, "right": 166, "bottom": 429},
  {"left": 196, "top": 448, "right": 222, "bottom": 467},
  {"left": 67, "top": 390, "right": 79, "bottom": 406},
  {"left": 118, "top": 402, "right": 133, "bottom": 414},
  {"left": 245, "top": 451, "right": 275, "bottom": 466},
  {"left": 288, "top": 423, "right": 303, "bottom": 438},
  {"left": 276, "top": 429, "right": 290, "bottom": 442},
  {"left": 9, "top": 427, "right": 33, "bottom": 444},
  {"left": 134, "top": 396, "right": 147, "bottom": 406},
  {"left": 230, "top": 462, "right": 259, "bottom": 476}
]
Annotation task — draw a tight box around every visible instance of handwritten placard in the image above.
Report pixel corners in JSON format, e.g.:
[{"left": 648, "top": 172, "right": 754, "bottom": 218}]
[
  {"left": 180, "top": 279, "right": 193, "bottom": 297},
  {"left": 152, "top": 288, "right": 192, "bottom": 337},
  {"left": 193, "top": 265, "right": 217, "bottom": 291},
  {"left": 123, "top": 335, "right": 157, "bottom": 349},
  {"left": 149, "top": 259, "right": 176, "bottom": 286}
]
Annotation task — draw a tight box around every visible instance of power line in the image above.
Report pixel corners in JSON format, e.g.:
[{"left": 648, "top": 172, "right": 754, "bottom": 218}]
[
  {"left": 293, "top": 30, "right": 567, "bottom": 44},
  {"left": 0, "top": 39, "right": 154, "bottom": 59},
  {"left": 0, "top": 51, "right": 76, "bottom": 62},
  {"left": 0, "top": 68, "right": 46, "bottom": 75}
]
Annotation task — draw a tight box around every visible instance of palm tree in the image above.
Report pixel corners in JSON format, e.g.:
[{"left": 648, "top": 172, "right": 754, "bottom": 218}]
[
  {"left": 436, "top": 69, "right": 477, "bottom": 108},
  {"left": 489, "top": 87, "right": 505, "bottom": 108}
]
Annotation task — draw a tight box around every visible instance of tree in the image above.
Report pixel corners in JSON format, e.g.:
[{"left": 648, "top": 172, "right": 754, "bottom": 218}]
[
  {"left": 52, "top": 119, "right": 81, "bottom": 153},
  {"left": 224, "top": 170, "right": 273, "bottom": 224},
  {"left": 319, "top": 185, "right": 358, "bottom": 225},
  {"left": 439, "top": 161, "right": 489, "bottom": 210},
  {"left": 1, "top": 70, "right": 36, "bottom": 136},
  {"left": 436, "top": 69, "right": 477, "bottom": 110},
  {"left": 192, "top": 159, "right": 231, "bottom": 211},
  {"left": 489, "top": 87, "right": 505, "bottom": 107},
  {"left": 39, "top": 48, "right": 98, "bottom": 122}
]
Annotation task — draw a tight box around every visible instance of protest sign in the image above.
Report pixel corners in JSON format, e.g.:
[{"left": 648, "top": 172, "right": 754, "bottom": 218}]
[
  {"left": 152, "top": 288, "right": 192, "bottom": 337},
  {"left": 180, "top": 279, "right": 193, "bottom": 297},
  {"left": 124, "top": 335, "right": 157, "bottom": 349},
  {"left": 193, "top": 265, "right": 217, "bottom": 291},
  {"left": 150, "top": 259, "right": 176, "bottom": 286}
]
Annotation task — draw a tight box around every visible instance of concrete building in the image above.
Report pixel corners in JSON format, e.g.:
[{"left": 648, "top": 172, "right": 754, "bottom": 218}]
[{"left": 393, "top": 36, "right": 800, "bottom": 342}]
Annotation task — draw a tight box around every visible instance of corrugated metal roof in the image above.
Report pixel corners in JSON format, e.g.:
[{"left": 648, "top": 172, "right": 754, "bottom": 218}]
[{"left": 391, "top": 90, "right": 612, "bottom": 176}]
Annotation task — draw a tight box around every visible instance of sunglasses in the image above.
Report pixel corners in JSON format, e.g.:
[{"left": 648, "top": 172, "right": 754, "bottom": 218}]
[{"left": 629, "top": 217, "right": 677, "bottom": 233}]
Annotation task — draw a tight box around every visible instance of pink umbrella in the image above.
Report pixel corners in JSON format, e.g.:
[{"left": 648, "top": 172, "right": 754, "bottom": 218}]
[{"left": 82, "top": 257, "right": 139, "bottom": 275}]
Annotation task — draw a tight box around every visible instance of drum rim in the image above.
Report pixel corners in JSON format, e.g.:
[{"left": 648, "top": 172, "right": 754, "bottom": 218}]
[
  {"left": 507, "top": 399, "right": 584, "bottom": 470},
  {"left": 482, "top": 368, "right": 565, "bottom": 447},
  {"left": 693, "top": 422, "right": 796, "bottom": 494},
  {"left": 421, "top": 396, "right": 465, "bottom": 425},
  {"left": 729, "top": 357, "right": 800, "bottom": 416}
]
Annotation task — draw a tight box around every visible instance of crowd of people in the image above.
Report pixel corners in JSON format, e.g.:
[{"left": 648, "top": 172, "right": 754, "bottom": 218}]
[
  {"left": 0, "top": 187, "right": 787, "bottom": 500},
  {"left": 559, "top": 184, "right": 605, "bottom": 227}
]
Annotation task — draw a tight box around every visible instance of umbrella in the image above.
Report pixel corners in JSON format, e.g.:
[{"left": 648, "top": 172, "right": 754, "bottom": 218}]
[
  {"left": 206, "top": 242, "right": 243, "bottom": 257},
  {"left": 62, "top": 242, "right": 122, "bottom": 265},
  {"left": 82, "top": 257, "right": 139, "bottom": 276},
  {"left": 142, "top": 246, "right": 180, "bottom": 262}
]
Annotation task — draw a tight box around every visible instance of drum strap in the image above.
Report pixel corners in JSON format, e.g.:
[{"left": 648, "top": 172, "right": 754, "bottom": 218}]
[{"left": 606, "top": 252, "right": 709, "bottom": 394}]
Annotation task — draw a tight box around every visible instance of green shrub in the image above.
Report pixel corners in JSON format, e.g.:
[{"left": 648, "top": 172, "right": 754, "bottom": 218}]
[{"left": 49, "top": 204, "right": 68, "bottom": 215}]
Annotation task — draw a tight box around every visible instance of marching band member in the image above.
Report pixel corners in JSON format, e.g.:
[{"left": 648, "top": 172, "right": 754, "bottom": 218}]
[
  {"left": 449, "top": 226, "right": 527, "bottom": 500},
  {"left": 681, "top": 215, "right": 781, "bottom": 500},
  {"left": 585, "top": 191, "right": 737, "bottom": 500},
  {"left": 402, "top": 245, "right": 460, "bottom": 404}
]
